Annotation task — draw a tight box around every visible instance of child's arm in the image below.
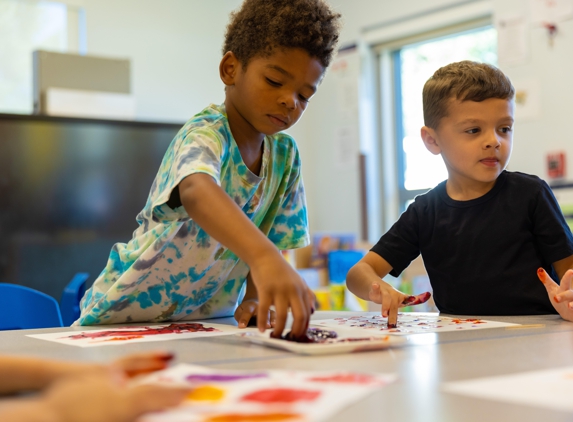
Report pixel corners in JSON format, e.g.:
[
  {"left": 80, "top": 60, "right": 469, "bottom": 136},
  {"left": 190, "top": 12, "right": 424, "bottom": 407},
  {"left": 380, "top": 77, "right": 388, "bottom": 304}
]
[
  {"left": 346, "top": 252, "right": 409, "bottom": 326},
  {"left": 0, "top": 370, "right": 188, "bottom": 422},
  {"left": 0, "top": 352, "right": 174, "bottom": 395},
  {"left": 538, "top": 255, "right": 573, "bottom": 322},
  {"left": 234, "top": 273, "right": 276, "bottom": 329},
  {"left": 178, "top": 173, "right": 313, "bottom": 338}
]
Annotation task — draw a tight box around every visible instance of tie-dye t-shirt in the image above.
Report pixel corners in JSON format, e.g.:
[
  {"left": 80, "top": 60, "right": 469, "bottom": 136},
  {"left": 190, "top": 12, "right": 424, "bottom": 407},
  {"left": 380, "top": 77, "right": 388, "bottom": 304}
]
[{"left": 76, "top": 103, "right": 309, "bottom": 325}]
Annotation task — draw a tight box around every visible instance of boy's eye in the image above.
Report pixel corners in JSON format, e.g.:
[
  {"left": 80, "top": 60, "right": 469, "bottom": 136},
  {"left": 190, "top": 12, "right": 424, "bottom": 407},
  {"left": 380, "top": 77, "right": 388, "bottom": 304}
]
[
  {"left": 266, "top": 78, "right": 281, "bottom": 87},
  {"left": 299, "top": 94, "right": 310, "bottom": 103},
  {"left": 466, "top": 128, "right": 480, "bottom": 134},
  {"left": 500, "top": 126, "right": 513, "bottom": 134}
]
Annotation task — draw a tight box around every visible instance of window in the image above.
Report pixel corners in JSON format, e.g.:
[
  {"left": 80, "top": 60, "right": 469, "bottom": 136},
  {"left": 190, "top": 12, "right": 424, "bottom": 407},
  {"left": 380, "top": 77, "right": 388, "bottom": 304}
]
[
  {"left": 0, "top": 0, "right": 68, "bottom": 114},
  {"left": 376, "top": 21, "right": 497, "bottom": 213}
]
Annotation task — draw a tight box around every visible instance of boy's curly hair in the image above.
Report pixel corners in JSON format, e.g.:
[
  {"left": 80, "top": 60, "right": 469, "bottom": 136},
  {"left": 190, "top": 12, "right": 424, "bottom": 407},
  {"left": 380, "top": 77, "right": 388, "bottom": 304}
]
[
  {"left": 223, "top": 0, "right": 342, "bottom": 69},
  {"left": 423, "top": 61, "right": 515, "bottom": 129}
]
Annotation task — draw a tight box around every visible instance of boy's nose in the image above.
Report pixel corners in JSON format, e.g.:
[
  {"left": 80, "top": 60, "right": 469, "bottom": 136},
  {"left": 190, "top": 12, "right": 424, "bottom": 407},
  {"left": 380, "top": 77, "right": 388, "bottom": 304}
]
[
  {"left": 279, "top": 94, "right": 297, "bottom": 110},
  {"left": 484, "top": 132, "right": 502, "bottom": 149}
]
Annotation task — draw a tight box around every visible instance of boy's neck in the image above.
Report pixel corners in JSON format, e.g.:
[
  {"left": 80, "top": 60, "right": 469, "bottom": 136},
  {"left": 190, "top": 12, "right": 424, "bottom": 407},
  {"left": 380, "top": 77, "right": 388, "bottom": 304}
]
[
  {"left": 445, "top": 176, "right": 500, "bottom": 201},
  {"left": 224, "top": 100, "right": 265, "bottom": 175}
]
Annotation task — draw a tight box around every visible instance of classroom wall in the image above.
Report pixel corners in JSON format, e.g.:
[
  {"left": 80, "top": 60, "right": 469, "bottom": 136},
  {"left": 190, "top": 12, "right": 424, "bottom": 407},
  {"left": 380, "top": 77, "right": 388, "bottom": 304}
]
[{"left": 78, "top": 0, "right": 573, "bottom": 241}]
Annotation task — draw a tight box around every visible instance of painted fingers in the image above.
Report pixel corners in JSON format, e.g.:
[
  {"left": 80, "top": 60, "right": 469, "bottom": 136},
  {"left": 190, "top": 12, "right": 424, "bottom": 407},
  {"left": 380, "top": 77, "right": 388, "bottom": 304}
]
[{"left": 538, "top": 267, "right": 573, "bottom": 321}]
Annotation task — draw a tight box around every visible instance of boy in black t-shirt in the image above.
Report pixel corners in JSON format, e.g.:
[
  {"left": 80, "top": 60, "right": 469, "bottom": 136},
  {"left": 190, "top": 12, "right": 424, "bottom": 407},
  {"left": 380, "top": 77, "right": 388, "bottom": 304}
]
[{"left": 346, "top": 61, "right": 573, "bottom": 325}]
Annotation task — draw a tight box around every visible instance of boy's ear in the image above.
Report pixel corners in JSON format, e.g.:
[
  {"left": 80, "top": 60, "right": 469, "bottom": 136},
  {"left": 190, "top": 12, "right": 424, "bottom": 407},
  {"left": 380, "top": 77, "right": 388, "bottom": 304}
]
[
  {"left": 220, "top": 51, "right": 239, "bottom": 86},
  {"left": 421, "top": 126, "right": 441, "bottom": 155}
]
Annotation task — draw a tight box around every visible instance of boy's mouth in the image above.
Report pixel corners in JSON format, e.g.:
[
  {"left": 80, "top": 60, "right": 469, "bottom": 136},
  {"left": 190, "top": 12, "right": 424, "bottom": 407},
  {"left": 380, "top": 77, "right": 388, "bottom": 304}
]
[
  {"left": 268, "top": 114, "right": 288, "bottom": 127},
  {"left": 480, "top": 157, "right": 499, "bottom": 167}
]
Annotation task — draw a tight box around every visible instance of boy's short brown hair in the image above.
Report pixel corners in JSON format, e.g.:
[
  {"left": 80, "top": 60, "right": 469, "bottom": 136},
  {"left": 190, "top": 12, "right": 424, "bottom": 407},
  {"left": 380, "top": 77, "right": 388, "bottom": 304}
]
[
  {"left": 223, "top": 0, "right": 342, "bottom": 69},
  {"left": 423, "top": 60, "right": 515, "bottom": 129}
]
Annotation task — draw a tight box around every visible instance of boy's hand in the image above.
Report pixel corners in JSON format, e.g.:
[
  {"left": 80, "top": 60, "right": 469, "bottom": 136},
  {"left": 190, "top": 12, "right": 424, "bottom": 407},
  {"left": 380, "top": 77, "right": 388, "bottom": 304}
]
[
  {"left": 234, "top": 298, "right": 276, "bottom": 329},
  {"left": 41, "top": 370, "right": 188, "bottom": 422},
  {"left": 369, "top": 282, "right": 408, "bottom": 327},
  {"left": 111, "top": 351, "right": 175, "bottom": 378},
  {"left": 250, "top": 256, "right": 313, "bottom": 339},
  {"left": 538, "top": 267, "right": 573, "bottom": 322}
]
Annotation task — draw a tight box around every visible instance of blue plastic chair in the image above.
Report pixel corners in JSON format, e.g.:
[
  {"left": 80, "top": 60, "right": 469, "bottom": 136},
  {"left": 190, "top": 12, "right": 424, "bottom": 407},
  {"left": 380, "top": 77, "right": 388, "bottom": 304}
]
[
  {"left": 0, "top": 283, "right": 63, "bottom": 330},
  {"left": 60, "top": 272, "right": 89, "bottom": 326},
  {"left": 327, "top": 250, "right": 366, "bottom": 284}
]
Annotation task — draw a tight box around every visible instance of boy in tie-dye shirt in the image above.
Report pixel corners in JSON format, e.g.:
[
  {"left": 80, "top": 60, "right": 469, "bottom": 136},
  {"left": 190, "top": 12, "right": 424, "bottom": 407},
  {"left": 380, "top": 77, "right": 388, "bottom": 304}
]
[{"left": 77, "top": 0, "right": 342, "bottom": 339}]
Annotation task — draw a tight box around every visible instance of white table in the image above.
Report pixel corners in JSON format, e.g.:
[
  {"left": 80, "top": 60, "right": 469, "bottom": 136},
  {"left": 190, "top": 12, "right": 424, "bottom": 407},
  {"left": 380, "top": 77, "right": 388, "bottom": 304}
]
[{"left": 1, "top": 311, "right": 572, "bottom": 422}]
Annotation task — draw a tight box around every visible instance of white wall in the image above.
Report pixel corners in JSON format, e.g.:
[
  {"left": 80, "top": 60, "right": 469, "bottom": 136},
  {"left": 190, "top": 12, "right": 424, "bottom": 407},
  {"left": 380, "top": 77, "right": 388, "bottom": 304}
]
[
  {"left": 81, "top": 0, "right": 573, "bottom": 240},
  {"left": 84, "top": 0, "right": 242, "bottom": 123}
]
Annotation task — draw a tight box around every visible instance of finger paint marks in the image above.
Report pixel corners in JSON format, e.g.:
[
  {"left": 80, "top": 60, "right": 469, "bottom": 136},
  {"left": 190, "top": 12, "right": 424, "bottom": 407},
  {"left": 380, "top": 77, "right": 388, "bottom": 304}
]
[
  {"left": 187, "top": 385, "right": 225, "bottom": 401},
  {"left": 241, "top": 388, "right": 321, "bottom": 404},
  {"left": 64, "top": 323, "right": 219, "bottom": 341},
  {"left": 186, "top": 373, "right": 268, "bottom": 383},
  {"left": 308, "top": 373, "right": 379, "bottom": 384},
  {"left": 205, "top": 412, "right": 302, "bottom": 422},
  {"left": 102, "top": 335, "right": 145, "bottom": 342},
  {"left": 401, "top": 291, "right": 432, "bottom": 306},
  {"left": 537, "top": 267, "right": 547, "bottom": 283}
]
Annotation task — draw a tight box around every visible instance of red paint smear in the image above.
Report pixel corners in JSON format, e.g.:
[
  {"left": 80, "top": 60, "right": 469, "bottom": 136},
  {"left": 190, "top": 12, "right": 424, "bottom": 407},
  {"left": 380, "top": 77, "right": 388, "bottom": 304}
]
[
  {"left": 401, "top": 291, "right": 431, "bottom": 306},
  {"left": 450, "top": 318, "right": 485, "bottom": 324},
  {"left": 66, "top": 323, "right": 218, "bottom": 340},
  {"left": 241, "top": 388, "right": 320, "bottom": 404},
  {"left": 309, "top": 373, "right": 377, "bottom": 384},
  {"left": 205, "top": 413, "right": 301, "bottom": 422}
]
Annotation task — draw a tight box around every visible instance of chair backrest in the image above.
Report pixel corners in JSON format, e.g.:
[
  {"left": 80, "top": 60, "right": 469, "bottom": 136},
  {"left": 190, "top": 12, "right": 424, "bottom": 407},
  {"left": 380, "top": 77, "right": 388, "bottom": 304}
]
[
  {"left": 327, "top": 250, "right": 366, "bottom": 284},
  {"left": 0, "top": 283, "right": 63, "bottom": 330},
  {"left": 60, "top": 272, "right": 89, "bottom": 326}
]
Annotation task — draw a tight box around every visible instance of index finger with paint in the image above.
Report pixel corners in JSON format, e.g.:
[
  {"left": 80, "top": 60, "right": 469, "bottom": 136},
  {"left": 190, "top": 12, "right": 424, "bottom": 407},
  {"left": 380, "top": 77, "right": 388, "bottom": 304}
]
[{"left": 537, "top": 267, "right": 573, "bottom": 322}]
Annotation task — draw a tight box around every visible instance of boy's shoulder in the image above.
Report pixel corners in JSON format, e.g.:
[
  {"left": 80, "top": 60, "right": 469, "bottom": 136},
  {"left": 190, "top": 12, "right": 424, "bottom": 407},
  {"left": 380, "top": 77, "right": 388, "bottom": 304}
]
[{"left": 183, "top": 103, "right": 228, "bottom": 132}]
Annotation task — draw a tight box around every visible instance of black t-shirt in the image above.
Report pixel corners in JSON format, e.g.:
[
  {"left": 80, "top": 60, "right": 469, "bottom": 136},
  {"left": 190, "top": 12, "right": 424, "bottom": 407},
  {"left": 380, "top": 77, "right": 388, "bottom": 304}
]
[{"left": 371, "top": 171, "right": 573, "bottom": 315}]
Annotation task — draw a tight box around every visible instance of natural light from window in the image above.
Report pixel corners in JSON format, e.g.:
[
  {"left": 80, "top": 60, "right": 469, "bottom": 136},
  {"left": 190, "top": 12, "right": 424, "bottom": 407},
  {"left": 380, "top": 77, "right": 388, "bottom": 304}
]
[{"left": 399, "top": 26, "right": 497, "bottom": 191}]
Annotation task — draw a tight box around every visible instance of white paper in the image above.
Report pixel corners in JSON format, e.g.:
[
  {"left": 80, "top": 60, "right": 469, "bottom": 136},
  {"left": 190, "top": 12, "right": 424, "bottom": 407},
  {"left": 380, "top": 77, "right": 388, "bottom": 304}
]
[
  {"left": 496, "top": 14, "right": 529, "bottom": 66},
  {"left": 530, "top": 0, "right": 573, "bottom": 25},
  {"left": 443, "top": 365, "right": 573, "bottom": 412},
  {"left": 333, "top": 125, "right": 358, "bottom": 170},
  {"left": 27, "top": 322, "right": 245, "bottom": 347},
  {"left": 512, "top": 77, "right": 541, "bottom": 121},
  {"left": 137, "top": 363, "right": 397, "bottom": 422},
  {"left": 312, "top": 312, "right": 519, "bottom": 335}
]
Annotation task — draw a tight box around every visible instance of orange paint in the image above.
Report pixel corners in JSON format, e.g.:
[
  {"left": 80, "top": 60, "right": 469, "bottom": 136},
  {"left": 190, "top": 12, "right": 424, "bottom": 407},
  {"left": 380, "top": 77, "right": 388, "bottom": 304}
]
[
  {"left": 241, "top": 388, "right": 320, "bottom": 404},
  {"left": 102, "top": 335, "right": 145, "bottom": 342},
  {"left": 187, "top": 385, "right": 225, "bottom": 401},
  {"left": 537, "top": 268, "right": 546, "bottom": 283},
  {"left": 205, "top": 413, "right": 301, "bottom": 422}
]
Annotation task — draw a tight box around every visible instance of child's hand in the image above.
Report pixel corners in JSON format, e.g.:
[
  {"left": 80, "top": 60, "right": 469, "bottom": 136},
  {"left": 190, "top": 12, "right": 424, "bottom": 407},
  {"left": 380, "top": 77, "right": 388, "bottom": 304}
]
[
  {"left": 111, "top": 351, "right": 175, "bottom": 378},
  {"left": 537, "top": 267, "right": 573, "bottom": 322},
  {"left": 41, "top": 370, "right": 188, "bottom": 422},
  {"left": 368, "top": 282, "right": 408, "bottom": 327},
  {"left": 250, "top": 256, "right": 314, "bottom": 339},
  {"left": 234, "top": 298, "right": 276, "bottom": 329}
]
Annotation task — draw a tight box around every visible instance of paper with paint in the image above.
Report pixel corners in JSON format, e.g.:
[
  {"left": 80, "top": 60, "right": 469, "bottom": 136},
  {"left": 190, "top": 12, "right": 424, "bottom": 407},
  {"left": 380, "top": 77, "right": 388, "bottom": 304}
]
[
  {"left": 237, "top": 327, "right": 406, "bottom": 355},
  {"left": 26, "top": 322, "right": 246, "bottom": 347},
  {"left": 442, "top": 365, "right": 573, "bottom": 412},
  {"left": 311, "top": 312, "right": 519, "bottom": 335},
  {"left": 137, "top": 363, "right": 397, "bottom": 422}
]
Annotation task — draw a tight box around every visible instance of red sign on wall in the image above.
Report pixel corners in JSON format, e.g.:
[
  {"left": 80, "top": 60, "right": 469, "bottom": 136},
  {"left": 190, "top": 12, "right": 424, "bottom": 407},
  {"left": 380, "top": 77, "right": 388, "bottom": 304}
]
[{"left": 547, "top": 152, "right": 566, "bottom": 179}]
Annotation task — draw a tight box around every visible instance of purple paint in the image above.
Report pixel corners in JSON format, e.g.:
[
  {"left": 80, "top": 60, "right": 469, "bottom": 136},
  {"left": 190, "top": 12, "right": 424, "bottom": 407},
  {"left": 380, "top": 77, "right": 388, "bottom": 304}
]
[{"left": 186, "top": 373, "right": 268, "bottom": 382}]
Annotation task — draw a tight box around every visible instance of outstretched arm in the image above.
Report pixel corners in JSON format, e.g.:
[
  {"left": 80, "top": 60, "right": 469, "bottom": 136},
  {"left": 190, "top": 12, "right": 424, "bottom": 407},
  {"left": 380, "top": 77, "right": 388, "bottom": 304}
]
[
  {"left": 538, "top": 255, "right": 573, "bottom": 322},
  {"left": 0, "top": 371, "right": 188, "bottom": 422},
  {"left": 347, "top": 252, "right": 406, "bottom": 326},
  {"left": 178, "top": 173, "right": 312, "bottom": 338},
  {"left": 0, "top": 352, "right": 174, "bottom": 395}
]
